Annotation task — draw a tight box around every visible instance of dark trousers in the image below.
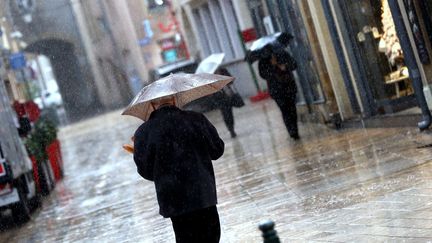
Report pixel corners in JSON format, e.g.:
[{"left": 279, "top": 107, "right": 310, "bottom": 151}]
[
  {"left": 273, "top": 94, "right": 298, "bottom": 137},
  {"left": 220, "top": 106, "right": 234, "bottom": 133},
  {"left": 170, "top": 206, "right": 221, "bottom": 243}
]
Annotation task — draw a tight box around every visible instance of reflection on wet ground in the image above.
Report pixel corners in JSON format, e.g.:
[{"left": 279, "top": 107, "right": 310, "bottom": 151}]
[{"left": 2, "top": 100, "right": 432, "bottom": 242}]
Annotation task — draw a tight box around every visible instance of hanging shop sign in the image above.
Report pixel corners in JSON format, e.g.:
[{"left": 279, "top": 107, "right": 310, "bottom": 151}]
[
  {"left": 158, "top": 38, "right": 175, "bottom": 51},
  {"left": 9, "top": 52, "right": 26, "bottom": 70},
  {"left": 143, "top": 19, "right": 154, "bottom": 38},
  {"left": 139, "top": 19, "right": 154, "bottom": 47},
  {"left": 158, "top": 14, "right": 178, "bottom": 34},
  {"left": 403, "top": 0, "right": 430, "bottom": 64},
  {"left": 158, "top": 21, "right": 175, "bottom": 33},
  {"left": 163, "top": 49, "right": 177, "bottom": 63}
]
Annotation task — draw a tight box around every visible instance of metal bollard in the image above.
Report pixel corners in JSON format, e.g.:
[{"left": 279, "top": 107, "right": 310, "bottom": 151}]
[{"left": 259, "top": 220, "right": 280, "bottom": 243}]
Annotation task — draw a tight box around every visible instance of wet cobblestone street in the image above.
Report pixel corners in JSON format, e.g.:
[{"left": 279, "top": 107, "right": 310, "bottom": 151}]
[{"left": 2, "top": 100, "right": 432, "bottom": 242}]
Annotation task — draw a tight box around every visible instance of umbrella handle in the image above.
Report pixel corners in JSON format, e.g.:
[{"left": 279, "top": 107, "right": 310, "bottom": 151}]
[{"left": 123, "top": 144, "right": 134, "bottom": 154}]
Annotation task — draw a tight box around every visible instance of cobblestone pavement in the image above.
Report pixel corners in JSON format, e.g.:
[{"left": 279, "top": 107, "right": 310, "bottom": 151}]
[{"left": 2, "top": 100, "right": 432, "bottom": 242}]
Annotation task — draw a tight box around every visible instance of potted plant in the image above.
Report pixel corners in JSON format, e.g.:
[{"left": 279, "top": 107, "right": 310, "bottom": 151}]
[{"left": 25, "top": 118, "right": 60, "bottom": 195}]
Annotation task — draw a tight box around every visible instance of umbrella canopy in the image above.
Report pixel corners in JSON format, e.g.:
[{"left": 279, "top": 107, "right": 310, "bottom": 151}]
[
  {"left": 122, "top": 73, "right": 234, "bottom": 121},
  {"left": 245, "top": 32, "right": 293, "bottom": 63},
  {"left": 195, "top": 53, "right": 225, "bottom": 74}
]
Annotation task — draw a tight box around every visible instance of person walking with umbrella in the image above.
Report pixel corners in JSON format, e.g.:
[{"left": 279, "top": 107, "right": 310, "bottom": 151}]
[
  {"left": 122, "top": 73, "right": 233, "bottom": 243},
  {"left": 195, "top": 53, "right": 244, "bottom": 138},
  {"left": 246, "top": 32, "right": 300, "bottom": 140},
  {"left": 212, "top": 67, "right": 245, "bottom": 138},
  {"left": 259, "top": 43, "right": 299, "bottom": 140}
]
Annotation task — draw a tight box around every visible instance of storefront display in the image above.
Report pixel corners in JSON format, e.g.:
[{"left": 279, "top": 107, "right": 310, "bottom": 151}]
[
  {"left": 379, "top": 0, "right": 403, "bottom": 66},
  {"left": 379, "top": 0, "right": 411, "bottom": 98},
  {"left": 338, "top": 0, "right": 415, "bottom": 113}
]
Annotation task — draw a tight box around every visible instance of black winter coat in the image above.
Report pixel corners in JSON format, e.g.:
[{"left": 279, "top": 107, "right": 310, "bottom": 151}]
[
  {"left": 210, "top": 67, "right": 234, "bottom": 109},
  {"left": 133, "top": 106, "right": 224, "bottom": 217},
  {"left": 258, "top": 52, "right": 297, "bottom": 99}
]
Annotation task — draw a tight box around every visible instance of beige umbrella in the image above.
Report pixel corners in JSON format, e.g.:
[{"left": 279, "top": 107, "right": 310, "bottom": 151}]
[{"left": 122, "top": 72, "right": 234, "bottom": 121}]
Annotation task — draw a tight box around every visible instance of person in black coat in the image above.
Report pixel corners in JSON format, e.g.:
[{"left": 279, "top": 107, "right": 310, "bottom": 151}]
[
  {"left": 133, "top": 97, "right": 225, "bottom": 243},
  {"left": 211, "top": 67, "right": 239, "bottom": 138},
  {"left": 258, "top": 44, "right": 300, "bottom": 140}
]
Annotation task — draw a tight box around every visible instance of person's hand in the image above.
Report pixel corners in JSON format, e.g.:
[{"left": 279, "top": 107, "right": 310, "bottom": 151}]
[
  {"left": 278, "top": 64, "right": 287, "bottom": 71},
  {"left": 122, "top": 136, "right": 135, "bottom": 154},
  {"left": 270, "top": 55, "right": 278, "bottom": 65}
]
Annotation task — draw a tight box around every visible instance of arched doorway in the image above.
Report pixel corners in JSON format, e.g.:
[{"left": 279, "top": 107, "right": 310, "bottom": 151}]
[{"left": 25, "top": 38, "right": 102, "bottom": 121}]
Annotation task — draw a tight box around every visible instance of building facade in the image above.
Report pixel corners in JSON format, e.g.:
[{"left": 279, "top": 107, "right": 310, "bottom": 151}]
[
  {"left": 176, "top": 0, "right": 355, "bottom": 123},
  {"left": 319, "top": 0, "right": 432, "bottom": 118},
  {"left": 175, "top": 0, "right": 260, "bottom": 98},
  {"left": 246, "top": 0, "right": 432, "bottom": 124},
  {"left": 246, "top": 0, "right": 354, "bottom": 122},
  {"left": 5, "top": 0, "right": 105, "bottom": 121},
  {"left": 1, "top": 0, "right": 161, "bottom": 121}
]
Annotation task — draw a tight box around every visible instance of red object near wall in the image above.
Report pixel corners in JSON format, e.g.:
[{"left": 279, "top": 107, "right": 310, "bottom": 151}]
[
  {"left": 30, "top": 156, "right": 41, "bottom": 192},
  {"left": 46, "top": 139, "right": 63, "bottom": 182},
  {"left": 249, "top": 91, "right": 270, "bottom": 102},
  {"left": 158, "top": 21, "right": 175, "bottom": 33},
  {"left": 13, "top": 101, "right": 26, "bottom": 118},
  {"left": 241, "top": 28, "right": 258, "bottom": 43},
  {"left": 24, "top": 101, "right": 40, "bottom": 122},
  {"left": 30, "top": 139, "right": 63, "bottom": 193}
]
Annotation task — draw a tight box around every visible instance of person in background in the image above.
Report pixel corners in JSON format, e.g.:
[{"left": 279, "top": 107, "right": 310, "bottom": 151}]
[
  {"left": 258, "top": 44, "right": 300, "bottom": 140},
  {"left": 133, "top": 96, "right": 224, "bottom": 243},
  {"left": 212, "top": 67, "right": 239, "bottom": 138}
]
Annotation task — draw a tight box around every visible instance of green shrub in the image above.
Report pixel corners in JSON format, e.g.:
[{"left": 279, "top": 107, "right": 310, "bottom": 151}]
[{"left": 25, "top": 119, "right": 58, "bottom": 163}]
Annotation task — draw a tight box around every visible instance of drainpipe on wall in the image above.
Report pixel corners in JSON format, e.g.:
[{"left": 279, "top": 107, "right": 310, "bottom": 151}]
[{"left": 388, "top": 0, "right": 431, "bottom": 131}]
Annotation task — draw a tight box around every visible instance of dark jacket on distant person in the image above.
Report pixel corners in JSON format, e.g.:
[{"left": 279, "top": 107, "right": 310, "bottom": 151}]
[
  {"left": 133, "top": 106, "right": 224, "bottom": 218},
  {"left": 258, "top": 48, "right": 297, "bottom": 99},
  {"left": 210, "top": 68, "right": 235, "bottom": 109}
]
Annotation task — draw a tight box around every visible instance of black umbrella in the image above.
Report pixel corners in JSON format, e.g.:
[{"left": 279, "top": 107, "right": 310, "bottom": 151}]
[{"left": 244, "top": 32, "right": 293, "bottom": 63}]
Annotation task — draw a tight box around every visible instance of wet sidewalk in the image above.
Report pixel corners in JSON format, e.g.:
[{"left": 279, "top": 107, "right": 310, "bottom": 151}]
[{"left": 2, "top": 100, "right": 432, "bottom": 242}]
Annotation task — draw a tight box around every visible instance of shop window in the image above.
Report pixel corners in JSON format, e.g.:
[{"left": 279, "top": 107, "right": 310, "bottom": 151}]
[
  {"left": 219, "top": 0, "right": 244, "bottom": 58},
  {"left": 265, "top": 0, "right": 283, "bottom": 32},
  {"left": 209, "top": 0, "right": 235, "bottom": 60},
  {"left": 192, "top": 8, "right": 211, "bottom": 57},
  {"left": 248, "top": 0, "right": 267, "bottom": 37},
  {"left": 192, "top": 0, "right": 241, "bottom": 61},
  {"left": 339, "top": 0, "right": 414, "bottom": 110},
  {"left": 199, "top": 4, "right": 222, "bottom": 54}
]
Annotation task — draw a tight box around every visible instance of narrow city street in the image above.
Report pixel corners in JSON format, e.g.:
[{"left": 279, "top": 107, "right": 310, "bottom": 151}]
[{"left": 2, "top": 100, "right": 432, "bottom": 242}]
